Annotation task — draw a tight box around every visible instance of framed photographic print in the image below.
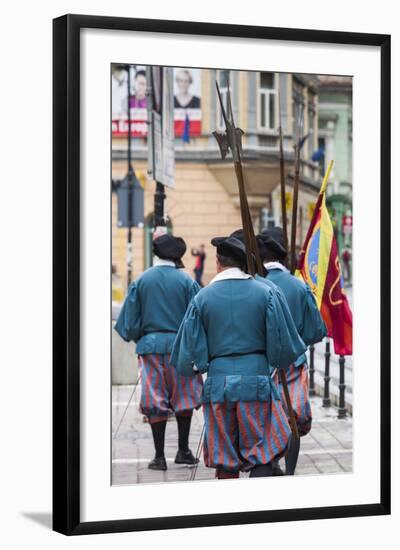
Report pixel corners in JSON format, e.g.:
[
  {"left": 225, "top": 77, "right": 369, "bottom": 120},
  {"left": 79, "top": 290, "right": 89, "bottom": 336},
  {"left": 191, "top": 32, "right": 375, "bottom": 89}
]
[{"left": 53, "top": 14, "right": 390, "bottom": 535}]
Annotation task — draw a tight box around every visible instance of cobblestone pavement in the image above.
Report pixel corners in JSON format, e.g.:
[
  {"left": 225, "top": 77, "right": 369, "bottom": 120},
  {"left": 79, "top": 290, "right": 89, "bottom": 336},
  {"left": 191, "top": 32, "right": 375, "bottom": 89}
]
[{"left": 112, "top": 385, "right": 352, "bottom": 485}]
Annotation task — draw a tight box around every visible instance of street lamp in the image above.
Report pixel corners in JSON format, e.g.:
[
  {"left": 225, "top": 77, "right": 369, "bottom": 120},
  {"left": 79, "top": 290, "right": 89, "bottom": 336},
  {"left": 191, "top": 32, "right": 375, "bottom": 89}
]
[
  {"left": 146, "top": 66, "right": 167, "bottom": 234},
  {"left": 113, "top": 64, "right": 144, "bottom": 286}
]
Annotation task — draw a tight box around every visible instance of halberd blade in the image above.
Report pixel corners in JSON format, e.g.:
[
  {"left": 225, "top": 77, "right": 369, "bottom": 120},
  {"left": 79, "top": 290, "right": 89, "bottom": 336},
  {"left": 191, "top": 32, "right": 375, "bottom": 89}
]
[{"left": 212, "top": 131, "right": 230, "bottom": 160}]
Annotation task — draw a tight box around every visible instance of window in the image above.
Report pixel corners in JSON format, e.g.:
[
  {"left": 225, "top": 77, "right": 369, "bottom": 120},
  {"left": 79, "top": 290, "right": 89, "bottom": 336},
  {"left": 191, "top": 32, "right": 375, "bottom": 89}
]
[
  {"left": 308, "top": 95, "right": 316, "bottom": 157},
  {"left": 217, "top": 70, "right": 231, "bottom": 130},
  {"left": 292, "top": 77, "right": 305, "bottom": 140},
  {"left": 258, "top": 72, "right": 276, "bottom": 131},
  {"left": 292, "top": 100, "right": 303, "bottom": 142},
  {"left": 318, "top": 137, "right": 326, "bottom": 177}
]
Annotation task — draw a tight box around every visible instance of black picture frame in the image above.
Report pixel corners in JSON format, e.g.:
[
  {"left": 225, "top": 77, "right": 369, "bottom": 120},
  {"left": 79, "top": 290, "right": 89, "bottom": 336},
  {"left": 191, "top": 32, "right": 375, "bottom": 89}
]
[{"left": 53, "top": 14, "right": 391, "bottom": 535}]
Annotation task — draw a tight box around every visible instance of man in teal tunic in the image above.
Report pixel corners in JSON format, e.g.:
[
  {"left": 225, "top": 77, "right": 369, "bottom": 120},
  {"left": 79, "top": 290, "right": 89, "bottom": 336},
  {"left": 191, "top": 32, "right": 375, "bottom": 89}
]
[
  {"left": 257, "top": 227, "right": 327, "bottom": 474},
  {"left": 114, "top": 234, "right": 203, "bottom": 471},
  {"left": 171, "top": 236, "right": 306, "bottom": 479},
  {"left": 222, "top": 229, "right": 300, "bottom": 345}
]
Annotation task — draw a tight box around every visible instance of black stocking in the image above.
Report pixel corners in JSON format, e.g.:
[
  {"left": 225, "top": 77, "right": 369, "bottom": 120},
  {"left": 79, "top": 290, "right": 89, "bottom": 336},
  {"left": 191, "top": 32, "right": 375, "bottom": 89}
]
[
  {"left": 150, "top": 420, "right": 167, "bottom": 458},
  {"left": 176, "top": 414, "right": 192, "bottom": 452}
]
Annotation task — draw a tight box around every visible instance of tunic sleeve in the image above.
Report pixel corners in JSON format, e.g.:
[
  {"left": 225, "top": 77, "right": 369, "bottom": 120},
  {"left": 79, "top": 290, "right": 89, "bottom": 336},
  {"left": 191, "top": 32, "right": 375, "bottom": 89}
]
[
  {"left": 188, "top": 280, "right": 201, "bottom": 303},
  {"left": 265, "top": 290, "right": 307, "bottom": 370},
  {"left": 300, "top": 284, "right": 327, "bottom": 345},
  {"left": 170, "top": 299, "right": 209, "bottom": 377},
  {"left": 114, "top": 282, "right": 142, "bottom": 343},
  {"left": 272, "top": 285, "right": 301, "bottom": 342}
]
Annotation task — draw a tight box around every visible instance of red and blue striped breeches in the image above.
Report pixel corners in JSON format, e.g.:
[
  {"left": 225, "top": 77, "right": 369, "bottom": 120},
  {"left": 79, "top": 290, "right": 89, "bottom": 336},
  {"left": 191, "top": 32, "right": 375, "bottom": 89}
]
[
  {"left": 273, "top": 363, "right": 312, "bottom": 436},
  {"left": 139, "top": 353, "right": 203, "bottom": 424},
  {"left": 202, "top": 398, "right": 291, "bottom": 472}
]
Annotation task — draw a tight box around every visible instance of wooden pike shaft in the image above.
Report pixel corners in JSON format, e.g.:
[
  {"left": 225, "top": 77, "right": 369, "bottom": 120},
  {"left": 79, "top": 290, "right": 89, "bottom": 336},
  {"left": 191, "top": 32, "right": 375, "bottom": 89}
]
[
  {"left": 234, "top": 160, "right": 264, "bottom": 276},
  {"left": 276, "top": 95, "right": 298, "bottom": 439},
  {"left": 214, "top": 79, "right": 297, "bottom": 440},
  {"left": 284, "top": 121, "right": 302, "bottom": 437},
  {"left": 215, "top": 82, "right": 264, "bottom": 276},
  {"left": 278, "top": 146, "right": 300, "bottom": 436},
  {"left": 214, "top": 79, "right": 264, "bottom": 276},
  {"left": 279, "top": 369, "right": 300, "bottom": 439},
  {"left": 234, "top": 162, "right": 255, "bottom": 275},
  {"left": 279, "top": 129, "right": 288, "bottom": 249},
  {"left": 234, "top": 162, "right": 256, "bottom": 275},
  {"left": 290, "top": 143, "right": 301, "bottom": 274},
  {"left": 247, "top": 205, "right": 265, "bottom": 275},
  {"left": 278, "top": 91, "right": 288, "bottom": 249}
]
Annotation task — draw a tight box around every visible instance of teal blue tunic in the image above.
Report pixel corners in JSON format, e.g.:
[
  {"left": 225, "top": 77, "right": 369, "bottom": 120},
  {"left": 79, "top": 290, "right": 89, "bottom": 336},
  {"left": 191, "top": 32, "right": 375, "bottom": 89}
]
[
  {"left": 255, "top": 274, "right": 301, "bottom": 349},
  {"left": 265, "top": 268, "right": 327, "bottom": 366},
  {"left": 114, "top": 266, "right": 200, "bottom": 354},
  {"left": 170, "top": 277, "right": 307, "bottom": 403}
]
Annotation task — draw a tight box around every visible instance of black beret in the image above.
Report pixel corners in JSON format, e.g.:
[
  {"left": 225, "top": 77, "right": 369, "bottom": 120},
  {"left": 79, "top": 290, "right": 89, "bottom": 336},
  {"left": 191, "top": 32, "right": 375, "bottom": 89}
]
[
  {"left": 258, "top": 227, "right": 287, "bottom": 257},
  {"left": 210, "top": 228, "right": 245, "bottom": 247},
  {"left": 153, "top": 234, "right": 187, "bottom": 268},
  {"left": 229, "top": 228, "right": 245, "bottom": 242},
  {"left": 211, "top": 236, "right": 247, "bottom": 265},
  {"left": 261, "top": 226, "right": 285, "bottom": 245}
]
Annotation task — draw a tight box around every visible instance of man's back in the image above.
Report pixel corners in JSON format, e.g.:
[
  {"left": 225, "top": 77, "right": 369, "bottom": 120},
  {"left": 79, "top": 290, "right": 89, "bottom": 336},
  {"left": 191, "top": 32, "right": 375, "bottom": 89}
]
[
  {"left": 172, "top": 273, "right": 306, "bottom": 376},
  {"left": 115, "top": 264, "right": 199, "bottom": 354},
  {"left": 138, "top": 265, "right": 197, "bottom": 334},
  {"left": 196, "top": 278, "right": 270, "bottom": 360}
]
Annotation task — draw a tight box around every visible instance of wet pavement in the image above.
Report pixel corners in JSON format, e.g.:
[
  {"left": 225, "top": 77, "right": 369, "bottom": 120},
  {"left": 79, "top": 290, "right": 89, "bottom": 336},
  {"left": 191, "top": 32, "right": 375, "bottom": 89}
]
[{"left": 112, "top": 384, "right": 352, "bottom": 485}]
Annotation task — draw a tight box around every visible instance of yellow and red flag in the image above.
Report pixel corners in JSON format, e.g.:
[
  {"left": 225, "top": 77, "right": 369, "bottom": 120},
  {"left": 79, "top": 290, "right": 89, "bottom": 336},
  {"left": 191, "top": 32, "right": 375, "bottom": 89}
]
[{"left": 297, "top": 161, "right": 353, "bottom": 355}]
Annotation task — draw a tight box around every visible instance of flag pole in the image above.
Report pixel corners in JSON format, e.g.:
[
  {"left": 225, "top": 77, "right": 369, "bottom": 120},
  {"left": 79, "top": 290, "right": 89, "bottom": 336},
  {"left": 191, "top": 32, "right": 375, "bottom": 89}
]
[
  {"left": 297, "top": 161, "right": 334, "bottom": 281},
  {"left": 319, "top": 160, "right": 334, "bottom": 195}
]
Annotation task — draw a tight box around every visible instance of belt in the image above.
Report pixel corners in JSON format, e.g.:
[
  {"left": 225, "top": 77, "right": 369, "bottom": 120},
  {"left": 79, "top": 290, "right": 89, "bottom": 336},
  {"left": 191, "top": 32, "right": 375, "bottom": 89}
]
[{"left": 209, "top": 350, "right": 265, "bottom": 362}]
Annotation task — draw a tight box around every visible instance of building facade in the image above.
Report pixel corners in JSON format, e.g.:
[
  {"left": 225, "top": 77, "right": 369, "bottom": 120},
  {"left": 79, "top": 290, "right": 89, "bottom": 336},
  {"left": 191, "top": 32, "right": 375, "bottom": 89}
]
[
  {"left": 112, "top": 67, "right": 323, "bottom": 289},
  {"left": 317, "top": 75, "right": 353, "bottom": 258}
]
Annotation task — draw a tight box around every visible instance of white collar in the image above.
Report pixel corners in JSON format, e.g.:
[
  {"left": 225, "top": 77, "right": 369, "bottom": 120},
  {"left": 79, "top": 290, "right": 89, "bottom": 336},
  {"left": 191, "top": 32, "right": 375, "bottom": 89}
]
[
  {"left": 153, "top": 257, "right": 176, "bottom": 267},
  {"left": 209, "top": 267, "right": 252, "bottom": 285},
  {"left": 264, "top": 261, "right": 289, "bottom": 273}
]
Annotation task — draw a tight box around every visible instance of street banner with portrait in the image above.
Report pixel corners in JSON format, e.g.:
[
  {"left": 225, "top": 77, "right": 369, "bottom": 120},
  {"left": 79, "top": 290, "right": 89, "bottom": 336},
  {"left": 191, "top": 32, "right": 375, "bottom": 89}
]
[
  {"left": 112, "top": 65, "right": 148, "bottom": 136},
  {"left": 173, "top": 68, "right": 202, "bottom": 138},
  {"left": 162, "top": 67, "right": 175, "bottom": 187},
  {"left": 112, "top": 65, "right": 202, "bottom": 138}
]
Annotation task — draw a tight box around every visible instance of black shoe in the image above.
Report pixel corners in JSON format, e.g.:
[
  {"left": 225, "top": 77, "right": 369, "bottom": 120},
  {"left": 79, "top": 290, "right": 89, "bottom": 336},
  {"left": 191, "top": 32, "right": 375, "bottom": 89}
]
[
  {"left": 249, "top": 463, "right": 273, "bottom": 478},
  {"left": 148, "top": 456, "right": 167, "bottom": 471},
  {"left": 272, "top": 461, "right": 285, "bottom": 476},
  {"left": 174, "top": 449, "right": 199, "bottom": 465}
]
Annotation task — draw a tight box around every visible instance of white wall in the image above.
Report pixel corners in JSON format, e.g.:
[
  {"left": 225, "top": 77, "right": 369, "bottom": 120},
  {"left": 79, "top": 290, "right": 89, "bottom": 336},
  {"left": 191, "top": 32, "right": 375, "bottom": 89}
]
[{"left": 0, "top": 1, "right": 398, "bottom": 548}]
